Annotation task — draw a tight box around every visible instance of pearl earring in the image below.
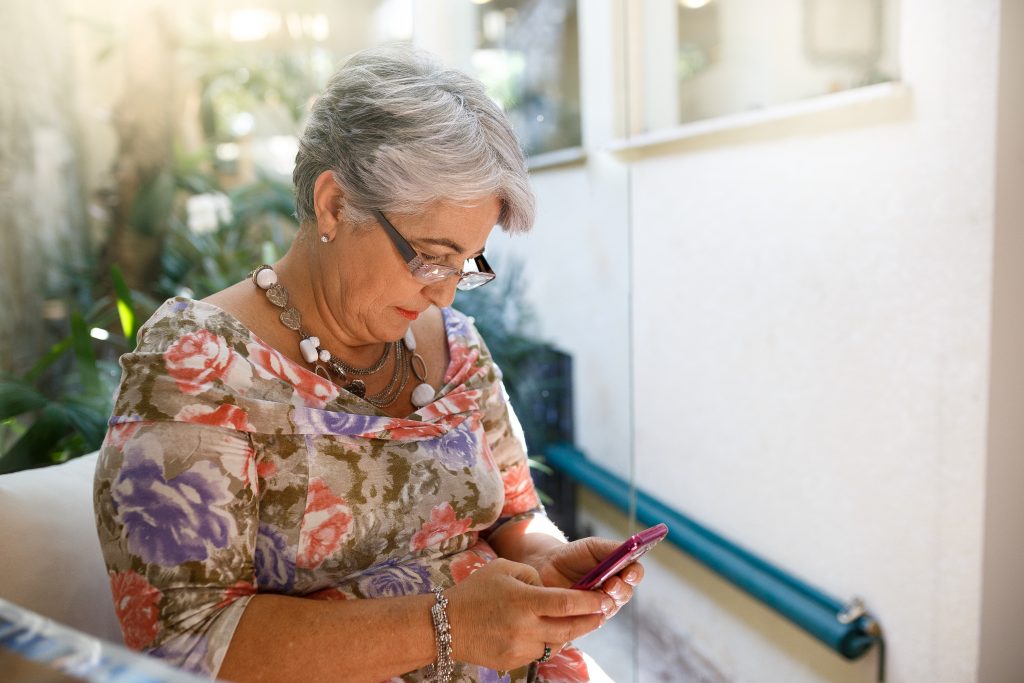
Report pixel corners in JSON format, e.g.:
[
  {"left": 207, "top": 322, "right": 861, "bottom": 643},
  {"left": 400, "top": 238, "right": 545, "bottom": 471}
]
[{"left": 320, "top": 234, "right": 330, "bottom": 243}]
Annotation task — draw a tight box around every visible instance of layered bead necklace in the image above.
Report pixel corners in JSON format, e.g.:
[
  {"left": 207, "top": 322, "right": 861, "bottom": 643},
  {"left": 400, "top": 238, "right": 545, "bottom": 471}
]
[{"left": 249, "top": 265, "right": 436, "bottom": 409}]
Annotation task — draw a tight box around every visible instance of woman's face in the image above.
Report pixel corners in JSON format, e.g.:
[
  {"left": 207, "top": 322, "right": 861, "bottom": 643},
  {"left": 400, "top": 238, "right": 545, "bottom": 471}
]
[{"left": 318, "top": 195, "right": 501, "bottom": 346}]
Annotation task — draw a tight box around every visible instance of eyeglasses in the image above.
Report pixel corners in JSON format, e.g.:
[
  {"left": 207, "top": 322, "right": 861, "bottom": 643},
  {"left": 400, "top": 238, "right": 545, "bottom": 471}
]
[{"left": 371, "top": 209, "right": 496, "bottom": 291}]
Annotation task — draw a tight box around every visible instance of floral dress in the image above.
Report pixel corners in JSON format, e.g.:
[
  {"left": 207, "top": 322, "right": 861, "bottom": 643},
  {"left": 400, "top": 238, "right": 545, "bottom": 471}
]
[{"left": 93, "top": 298, "right": 593, "bottom": 682}]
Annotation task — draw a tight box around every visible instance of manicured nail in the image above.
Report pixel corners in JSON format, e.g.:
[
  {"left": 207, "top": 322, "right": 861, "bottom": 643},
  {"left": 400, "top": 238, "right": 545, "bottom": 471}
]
[
  {"left": 601, "top": 597, "right": 614, "bottom": 615},
  {"left": 624, "top": 571, "right": 639, "bottom": 585}
]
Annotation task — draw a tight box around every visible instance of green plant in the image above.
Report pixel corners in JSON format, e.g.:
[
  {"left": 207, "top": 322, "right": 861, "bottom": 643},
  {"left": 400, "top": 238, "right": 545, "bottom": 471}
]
[
  {"left": 454, "top": 260, "right": 569, "bottom": 444},
  {"left": 454, "top": 260, "right": 569, "bottom": 505},
  {"left": 0, "top": 268, "right": 138, "bottom": 474},
  {"left": 453, "top": 259, "right": 538, "bottom": 393},
  {"left": 158, "top": 172, "right": 298, "bottom": 299}
]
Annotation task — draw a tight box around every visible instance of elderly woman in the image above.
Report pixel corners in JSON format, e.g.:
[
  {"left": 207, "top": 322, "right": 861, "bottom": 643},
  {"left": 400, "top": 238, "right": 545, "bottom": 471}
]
[{"left": 94, "top": 46, "right": 644, "bottom": 682}]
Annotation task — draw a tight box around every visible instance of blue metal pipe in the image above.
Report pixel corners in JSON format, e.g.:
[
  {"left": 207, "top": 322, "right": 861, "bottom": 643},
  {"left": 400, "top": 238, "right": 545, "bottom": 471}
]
[{"left": 544, "top": 443, "right": 881, "bottom": 662}]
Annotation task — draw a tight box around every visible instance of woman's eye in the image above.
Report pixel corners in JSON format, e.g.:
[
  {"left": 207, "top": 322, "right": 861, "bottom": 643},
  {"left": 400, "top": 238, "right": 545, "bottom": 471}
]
[{"left": 422, "top": 254, "right": 447, "bottom": 264}]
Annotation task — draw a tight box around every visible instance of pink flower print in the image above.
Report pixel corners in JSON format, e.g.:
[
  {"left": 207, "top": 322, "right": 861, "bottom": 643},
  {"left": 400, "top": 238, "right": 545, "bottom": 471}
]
[
  {"left": 174, "top": 403, "right": 253, "bottom": 431},
  {"left": 420, "top": 388, "right": 480, "bottom": 421},
  {"left": 256, "top": 458, "right": 277, "bottom": 480},
  {"left": 110, "top": 571, "right": 161, "bottom": 650},
  {"left": 537, "top": 647, "right": 590, "bottom": 682},
  {"left": 383, "top": 419, "right": 446, "bottom": 440},
  {"left": 215, "top": 580, "right": 257, "bottom": 609},
  {"left": 480, "top": 430, "right": 498, "bottom": 473},
  {"left": 296, "top": 479, "right": 353, "bottom": 569},
  {"left": 445, "top": 344, "right": 482, "bottom": 387},
  {"left": 247, "top": 342, "right": 339, "bottom": 408},
  {"left": 500, "top": 461, "right": 541, "bottom": 517},
  {"left": 163, "top": 329, "right": 249, "bottom": 395},
  {"left": 450, "top": 550, "right": 489, "bottom": 583},
  {"left": 410, "top": 502, "right": 473, "bottom": 552},
  {"left": 106, "top": 422, "right": 141, "bottom": 450}
]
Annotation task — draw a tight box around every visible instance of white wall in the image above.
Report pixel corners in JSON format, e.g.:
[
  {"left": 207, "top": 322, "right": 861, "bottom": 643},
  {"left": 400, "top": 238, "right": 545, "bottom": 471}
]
[
  {"left": 627, "top": 1, "right": 1000, "bottom": 681},
  {"left": 977, "top": 0, "right": 1024, "bottom": 679},
  {"left": 499, "top": 0, "right": 1013, "bottom": 681},
  {"left": 408, "top": 1, "right": 1015, "bottom": 679}
]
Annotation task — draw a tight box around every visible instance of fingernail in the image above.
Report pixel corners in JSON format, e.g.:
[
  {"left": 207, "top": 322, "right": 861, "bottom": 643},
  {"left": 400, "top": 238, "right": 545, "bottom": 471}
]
[
  {"left": 624, "top": 571, "right": 638, "bottom": 585},
  {"left": 601, "top": 597, "right": 614, "bottom": 615}
]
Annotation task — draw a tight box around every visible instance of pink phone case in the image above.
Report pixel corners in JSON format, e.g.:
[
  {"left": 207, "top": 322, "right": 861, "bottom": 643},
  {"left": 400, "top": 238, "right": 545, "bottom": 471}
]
[{"left": 571, "top": 523, "right": 669, "bottom": 590}]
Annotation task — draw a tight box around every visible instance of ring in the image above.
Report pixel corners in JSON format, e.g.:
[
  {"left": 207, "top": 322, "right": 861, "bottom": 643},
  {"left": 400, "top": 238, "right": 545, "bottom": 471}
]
[{"left": 536, "top": 644, "right": 552, "bottom": 663}]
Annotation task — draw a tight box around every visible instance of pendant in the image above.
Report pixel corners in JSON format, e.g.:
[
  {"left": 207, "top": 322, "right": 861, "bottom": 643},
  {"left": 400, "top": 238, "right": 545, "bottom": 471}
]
[
  {"left": 280, "top": 307, "right": 302, "bottom": 331},
  {"left": 328, "top": 358, "right": 349, "bottom": 382},
  {"left": 298, "top": 337, "right": 319, "bottom": 364},
  {"left": 266, "top": 283, "right": 289, "bottom": 308},
  {"left": 411, "top": 382, "right": 435, "bottom": 407},
  {"left": 410, "top": 353, "right": 428, "bottom": 383},
  {"left": 347, "top": 379, "right": 366, "bottom": 398}
]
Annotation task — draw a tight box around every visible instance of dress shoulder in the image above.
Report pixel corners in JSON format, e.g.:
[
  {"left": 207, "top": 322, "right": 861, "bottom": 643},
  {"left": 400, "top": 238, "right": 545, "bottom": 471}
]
[{"left": 133, "top": 297, "right": 255, "bottom": 354}]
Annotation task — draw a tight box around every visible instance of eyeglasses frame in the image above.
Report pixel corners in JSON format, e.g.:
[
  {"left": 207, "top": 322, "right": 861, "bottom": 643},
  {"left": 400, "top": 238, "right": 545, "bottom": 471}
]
[{"left": 371, "top": 209, "right": 496, "bottom": 291}]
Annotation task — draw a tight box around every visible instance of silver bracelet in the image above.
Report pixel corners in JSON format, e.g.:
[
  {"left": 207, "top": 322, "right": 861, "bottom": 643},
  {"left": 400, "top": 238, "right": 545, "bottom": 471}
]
[{"left": 429, "top": 586, "right": 455, "bottom": 683}]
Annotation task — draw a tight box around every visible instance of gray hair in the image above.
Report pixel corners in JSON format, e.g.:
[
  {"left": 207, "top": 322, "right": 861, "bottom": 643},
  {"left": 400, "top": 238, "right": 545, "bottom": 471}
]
[{"left": 293, "top": 45, "right": 534, "bottom": 233}]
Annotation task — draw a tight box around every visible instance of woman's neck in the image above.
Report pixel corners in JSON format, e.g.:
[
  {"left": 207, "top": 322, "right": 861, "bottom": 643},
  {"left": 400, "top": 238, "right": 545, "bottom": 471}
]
[{"left": 272, "top": 236, "right": 388, "bottom": 368}]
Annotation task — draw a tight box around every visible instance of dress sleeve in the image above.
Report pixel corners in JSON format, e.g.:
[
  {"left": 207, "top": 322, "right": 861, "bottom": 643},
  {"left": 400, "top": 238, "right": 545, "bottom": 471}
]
[
  {"left": 93, "top": 419, "right": 260, "bottom": 678},
  {"left": 472, "top": 333, "right": 551, "bottom": 541}
]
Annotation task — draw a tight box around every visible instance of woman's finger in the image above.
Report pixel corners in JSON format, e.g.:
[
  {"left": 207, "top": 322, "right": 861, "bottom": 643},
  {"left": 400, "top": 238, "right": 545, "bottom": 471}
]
[
  {"left": 602, "top": 576, "right": 633, "bottom": 608},
  {"left": 539, "top": 613, "right": 605, "bottom": 645},
  {"left": 531, "top": 585, "right": 613, "bottom": 618},
  {"left": 489, "top": 557, "right": 545, "bottom": 587},
  {"left": 619, "top": 561, "right": 645, "bottom": 586}
]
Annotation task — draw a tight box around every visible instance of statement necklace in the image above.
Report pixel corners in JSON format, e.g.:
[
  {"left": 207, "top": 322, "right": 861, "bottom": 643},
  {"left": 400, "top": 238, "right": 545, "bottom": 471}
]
[{"left": 249, "top": 265, "right": 436, "bottom": 409}]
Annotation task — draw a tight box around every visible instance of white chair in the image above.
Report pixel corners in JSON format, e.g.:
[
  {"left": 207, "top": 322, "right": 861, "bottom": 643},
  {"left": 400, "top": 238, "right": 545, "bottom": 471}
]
[{"left": 0, "top": 452, "right": 122, "bottom": 643}]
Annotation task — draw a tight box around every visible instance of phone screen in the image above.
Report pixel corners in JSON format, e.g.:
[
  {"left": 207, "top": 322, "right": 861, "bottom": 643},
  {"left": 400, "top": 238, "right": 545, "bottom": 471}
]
[{"left": 571, "top": 523, "right": 668, "bottom": 590}]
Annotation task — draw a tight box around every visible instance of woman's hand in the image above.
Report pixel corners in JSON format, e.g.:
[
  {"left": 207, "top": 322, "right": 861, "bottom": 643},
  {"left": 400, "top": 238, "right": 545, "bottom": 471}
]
[
  {"left": 445, "top": 558, "right": 614, "bottom": 672},
  {"left": 530, "top": 537, "right": 646, "bottom": 617}
]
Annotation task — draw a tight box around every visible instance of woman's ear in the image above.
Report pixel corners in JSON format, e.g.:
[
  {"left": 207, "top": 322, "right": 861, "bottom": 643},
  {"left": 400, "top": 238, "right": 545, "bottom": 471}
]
[{"left": 312, "top": 170, "right": 346, "bottom": 240}]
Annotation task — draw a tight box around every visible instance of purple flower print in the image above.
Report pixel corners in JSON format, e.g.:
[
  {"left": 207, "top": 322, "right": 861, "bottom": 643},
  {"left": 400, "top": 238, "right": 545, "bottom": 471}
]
[
  {"left": 478, "top": 667, "right": 512, "bottom": 683},
  {"left": 292, "top": 408, "right": 386, "bottom": 437},
  {"left": 443, "top": 308, "right": 475, "bottom": 341},
  {"left": 150, "top": 633, "right": 210, "bottom": 674},
  {"left": 112, "top": 453, "right": 237, "bottom": 567},
  {"left": 359, "top": 560, "right": 431, "bottom": 598},
  {"left": 255, "top": 523, "right": 295, "bottom": 592},
  {"left": 426, "top": 425, "right": 479, "bottom": 470}
]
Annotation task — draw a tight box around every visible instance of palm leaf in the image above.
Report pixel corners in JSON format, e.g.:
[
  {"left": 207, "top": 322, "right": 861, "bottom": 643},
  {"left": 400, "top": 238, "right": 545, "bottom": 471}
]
[
  {"left": 0, "top": 382, "right": 48, "bottom": 421},
  {"left": 70, "top": 313, "right": 102, "bottom": 397},
  {"left": 62, "top": 400, "right": 109, "bottom": 451},
  {"left": 0, "top": 404, "right": 72, "bottom": 474},
  {"left": 110, "top": 264, "right": 137, "bottom": 347},
  {"left": 23, "top": 338, "right": 71, "bottom": 383}
]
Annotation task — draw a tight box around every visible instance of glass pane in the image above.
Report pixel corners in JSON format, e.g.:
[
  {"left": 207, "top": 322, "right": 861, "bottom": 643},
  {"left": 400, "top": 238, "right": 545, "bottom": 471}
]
[
  {"left": 471, "top": 0, "right": 581, "bottom": 156},
  {"left": 201, "top": 1, "right": 415, "bottom": 186},
  {"left": 625, "top": 0, "right": 901, "bottom": 135},
  {"left": 417, "top": 0, "right": 581, "bottom": 158}
]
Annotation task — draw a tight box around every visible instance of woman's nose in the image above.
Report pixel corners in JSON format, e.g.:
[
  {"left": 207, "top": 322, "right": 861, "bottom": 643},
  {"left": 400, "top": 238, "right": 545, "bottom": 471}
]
[{"left": 422, "top": 277, "right": 460, "bottom": 309}]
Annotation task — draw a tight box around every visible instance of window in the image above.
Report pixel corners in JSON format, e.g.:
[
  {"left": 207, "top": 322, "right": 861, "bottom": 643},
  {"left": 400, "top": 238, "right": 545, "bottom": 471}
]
[{"left": 623, "top": 0, "right": 899, "bottom": 135}]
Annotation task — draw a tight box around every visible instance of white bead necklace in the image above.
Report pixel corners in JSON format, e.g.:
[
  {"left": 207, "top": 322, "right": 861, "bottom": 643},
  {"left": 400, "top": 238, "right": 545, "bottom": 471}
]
[{"left": 250, "top": 265, "right": 437, "bottom": 409}]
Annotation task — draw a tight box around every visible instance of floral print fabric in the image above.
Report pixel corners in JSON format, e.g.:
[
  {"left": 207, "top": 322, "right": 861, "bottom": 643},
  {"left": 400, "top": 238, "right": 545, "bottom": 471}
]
[{"left": 93, "top": 298, "right": 592, "bottom": 682}]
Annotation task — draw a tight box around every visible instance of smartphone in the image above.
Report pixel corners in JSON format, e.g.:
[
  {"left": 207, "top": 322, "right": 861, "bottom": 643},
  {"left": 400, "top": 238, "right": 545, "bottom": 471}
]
[{"left": 571, "top": 523, "right": 669, "bottom": 590}]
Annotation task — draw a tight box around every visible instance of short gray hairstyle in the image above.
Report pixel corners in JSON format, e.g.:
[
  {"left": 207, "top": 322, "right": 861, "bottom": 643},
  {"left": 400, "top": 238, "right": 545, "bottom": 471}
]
[{"left": 293, "top": 45, "right": 535, "bottom": 233}]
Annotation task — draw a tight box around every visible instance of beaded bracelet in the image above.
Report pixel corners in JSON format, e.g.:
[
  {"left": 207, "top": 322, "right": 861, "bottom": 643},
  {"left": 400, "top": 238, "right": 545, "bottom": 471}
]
[{"left": 429, "top": 587, "right": 455, "bottom": 683}]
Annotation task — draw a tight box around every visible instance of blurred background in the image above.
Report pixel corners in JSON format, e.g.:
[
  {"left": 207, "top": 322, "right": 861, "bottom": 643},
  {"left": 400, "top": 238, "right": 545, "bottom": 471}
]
[{"left": 0, "top": 0, "right": 1021, "bottom": 681}]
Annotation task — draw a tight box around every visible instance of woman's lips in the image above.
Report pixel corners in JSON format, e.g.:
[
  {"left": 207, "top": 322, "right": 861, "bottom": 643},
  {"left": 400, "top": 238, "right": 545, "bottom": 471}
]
[{"left": 396, "top": 307, "right": 419, "bottom": 321}]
